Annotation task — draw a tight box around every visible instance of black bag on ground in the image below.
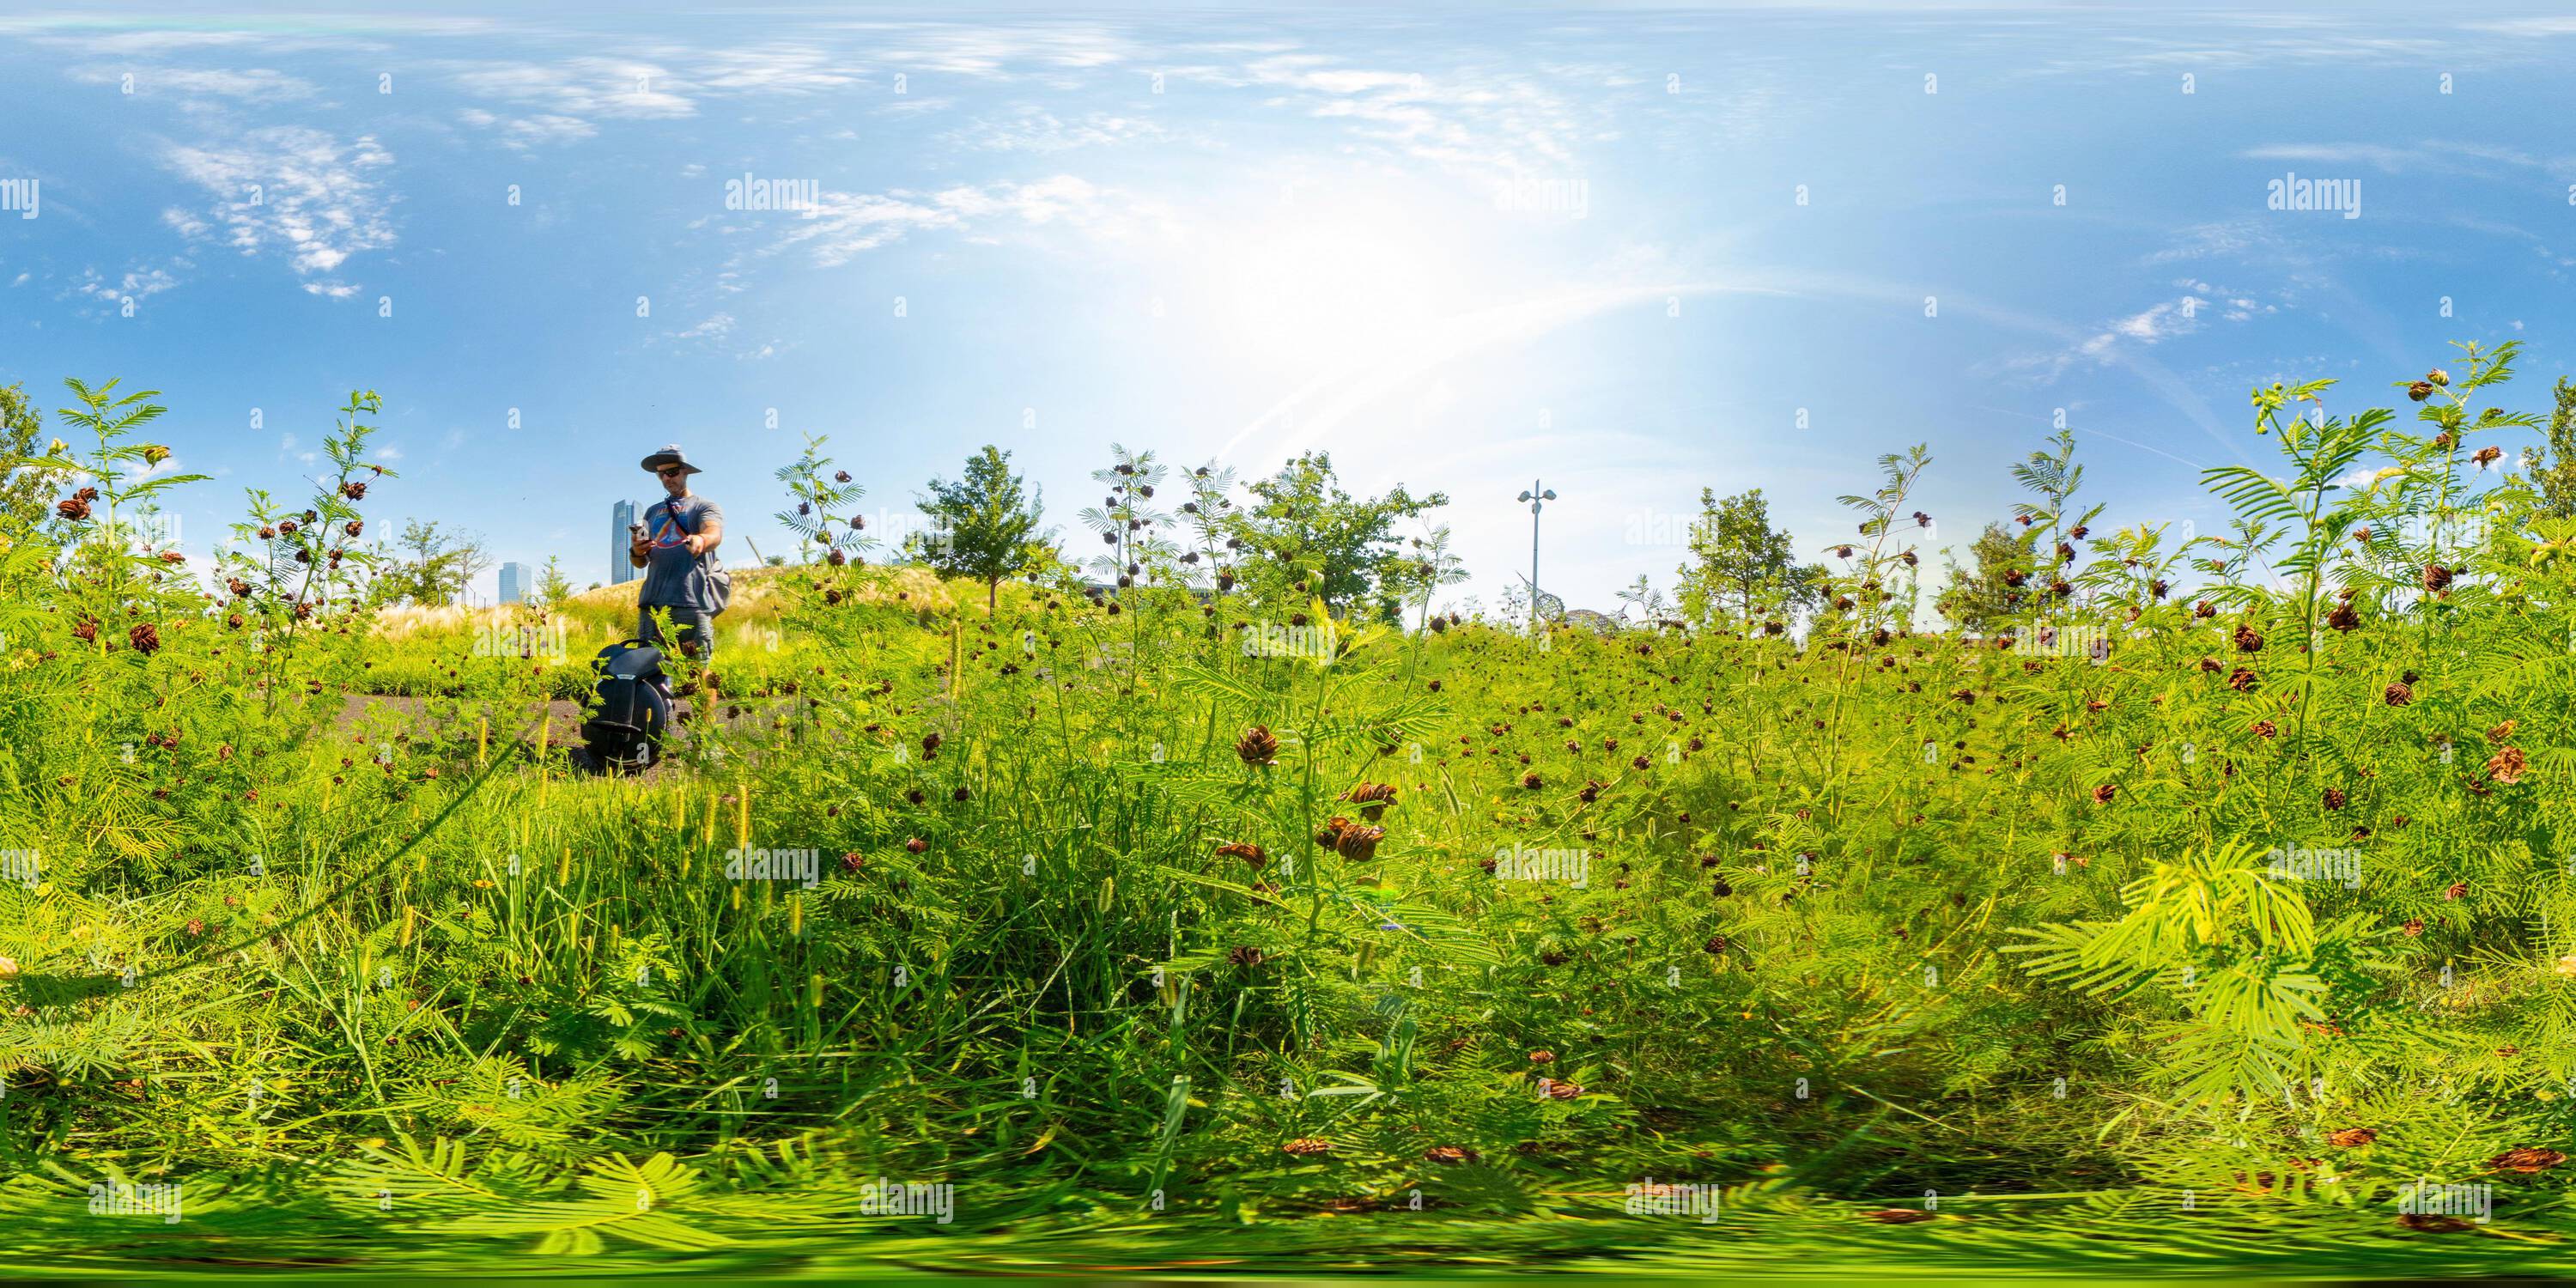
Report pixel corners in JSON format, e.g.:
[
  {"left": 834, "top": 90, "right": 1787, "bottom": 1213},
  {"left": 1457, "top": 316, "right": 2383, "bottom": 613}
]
[{"left": 581, "top": 640, "right": 675, "bottom": 770}]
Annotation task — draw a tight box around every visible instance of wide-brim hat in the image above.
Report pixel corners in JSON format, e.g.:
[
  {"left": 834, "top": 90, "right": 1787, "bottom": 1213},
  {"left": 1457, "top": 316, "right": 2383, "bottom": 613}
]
[{"left": 641, "top": 444, "right": 702, "bottom": 475}]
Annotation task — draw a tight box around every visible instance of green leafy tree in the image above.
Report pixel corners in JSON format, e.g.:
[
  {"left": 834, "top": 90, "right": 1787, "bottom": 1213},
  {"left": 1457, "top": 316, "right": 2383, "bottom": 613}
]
[
  {"left": 0, "top": 381, "right": 50, "bottom": 534},
  {"left": 2532, "top": 375, "right": 2576, "bottom": 519},
  {"left": 921, "top": 445, "right": 1047, "bottom": 613},
  {"left": 1674, "top": 487, "right": 1822, "bottom": 627},
  {"left": 387, "top": 519, "right": 490, "bottom": 605},
  {"left": 1936, "top": 521, "right": 2038, "bottom": 631},
  {"left": 535, "top": 555, "right": 574, "bottom": 607},
  {"left": 1230, "top": 451, "right": 1447, "bottom": 618}
]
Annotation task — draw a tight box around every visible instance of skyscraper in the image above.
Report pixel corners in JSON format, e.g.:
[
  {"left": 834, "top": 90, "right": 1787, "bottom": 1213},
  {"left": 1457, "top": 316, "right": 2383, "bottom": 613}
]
[
  {"left": 498, "top": 562, "right": 532, "bottom": 605},
  {"left": 611, "top": 499, "right": 640, "bottom": 585}
]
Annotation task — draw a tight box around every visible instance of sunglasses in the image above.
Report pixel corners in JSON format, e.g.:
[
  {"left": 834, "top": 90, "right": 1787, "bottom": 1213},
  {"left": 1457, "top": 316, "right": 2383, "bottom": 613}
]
[{"left": 656, "top": 466, "right": 689, "bottom": 477}]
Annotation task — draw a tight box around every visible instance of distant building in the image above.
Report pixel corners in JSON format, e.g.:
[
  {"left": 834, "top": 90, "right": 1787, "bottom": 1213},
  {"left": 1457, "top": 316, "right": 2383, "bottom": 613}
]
[
  {"left": 611, "top": 499, "right": 640, "bottom": 585},
  {"left": 498, "top": 562, "right": 532, "bottom": 605}
]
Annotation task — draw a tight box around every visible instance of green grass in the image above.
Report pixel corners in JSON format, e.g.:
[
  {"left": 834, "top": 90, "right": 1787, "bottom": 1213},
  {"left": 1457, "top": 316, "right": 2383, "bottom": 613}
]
[{"left": 7, "top": 348, "right": 2576, "bottom": 1279}]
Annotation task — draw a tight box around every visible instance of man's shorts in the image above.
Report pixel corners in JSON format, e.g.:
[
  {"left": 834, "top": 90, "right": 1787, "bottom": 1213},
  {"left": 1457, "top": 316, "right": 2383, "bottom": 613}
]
[{"left": 639, "top": 605, "right": 715, "bottom": 658}]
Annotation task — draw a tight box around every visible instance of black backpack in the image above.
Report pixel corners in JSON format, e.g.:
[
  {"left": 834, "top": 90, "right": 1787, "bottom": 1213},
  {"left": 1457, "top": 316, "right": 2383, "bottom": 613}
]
[{"left": 581, "top": 640, "right": 675, "bottom": 771}]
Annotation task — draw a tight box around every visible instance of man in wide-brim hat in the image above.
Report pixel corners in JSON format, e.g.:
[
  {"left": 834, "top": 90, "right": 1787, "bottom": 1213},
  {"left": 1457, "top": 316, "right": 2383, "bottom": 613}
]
[{"left": 629, "top": 444, "right": 725, "bottom": 658}]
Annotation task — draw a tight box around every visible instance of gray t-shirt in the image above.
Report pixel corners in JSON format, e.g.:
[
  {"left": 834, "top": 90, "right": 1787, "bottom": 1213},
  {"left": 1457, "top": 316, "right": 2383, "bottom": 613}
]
[{"left": 638, "top": 494, "right": 723, "bottom": 609}]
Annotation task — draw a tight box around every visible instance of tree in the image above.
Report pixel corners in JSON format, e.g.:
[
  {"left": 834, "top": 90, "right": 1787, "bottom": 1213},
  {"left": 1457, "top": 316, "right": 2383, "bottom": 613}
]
[
  {"left": 1674, "top": 487, "right": 1822, "bottom": 627},
  {"left": 389, "top": 519, "right": 489, "bottom": 605},
  {"left": 1232, "top": 451, "right": 1447, "bottom": 618},
  {"left": 535, "top": 555, "right": 574, "bottom": 607},
  {"left": 0, "top": 382, "right": 49, "bottom": 533},
  {"left": 921, "top": 445, "right": 1047, "bottom": 612},
  {"left": 2533, "top": 376, "right": 2576, "bottom": 519},
  {"left": 1936, "top": 521, "right": 2039, "bottom": 631}
]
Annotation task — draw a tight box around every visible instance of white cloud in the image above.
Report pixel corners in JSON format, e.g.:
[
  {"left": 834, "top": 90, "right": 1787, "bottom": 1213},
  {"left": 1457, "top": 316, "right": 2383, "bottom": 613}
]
[
  {"left": 759, "top": 175, "right": 1176, "bottom": 267},
  {"left": 160, "top": 207, "right": 211, "bottom": 239},
  {"left": 686, "top": 44, "right": 867, "bottom": 94},
  {"left": 2077, "top": 297, "right": 2210, "bottom": 358},
  {"left": 2240, "top": 143, "right": 2423, "bottom": 173},
  {"left": 67, "top": 64, "right": 318, "bottom": 100},
  {"left": 160, "top": 126, "right": 398, "bottom": 286},
  {"left": 447, "top": 45, "right": 859, "bottom": 123},
  {"left": 457, "top": 108, "right": 599, "bottom": 150},
  {"left": 450, "top": 57, "right": 695, "bottom": 119},
  {"left": 74, "top": 264, "right": 181, "bottom": 303},
  {"left": 829, "top": 24, "right": 1133, "bottom": 76},
  {"left": 1236, "top": 53, "right": 1595, "bottom": 176},
  {"left": 374, "top": 445, "right": 403, "bottom": 460},
  {"left": 943, "top": 107, "right": 1171, "bottom": 154},
  {"left": 677, "top": 312, "right": 735, "bottom": 339},
  {"left": 2333, "top": 465, "right": 2402, "bottom": 491},
  {"left": 2464, "top": 17, "right": 2576, "bottom": 37}
]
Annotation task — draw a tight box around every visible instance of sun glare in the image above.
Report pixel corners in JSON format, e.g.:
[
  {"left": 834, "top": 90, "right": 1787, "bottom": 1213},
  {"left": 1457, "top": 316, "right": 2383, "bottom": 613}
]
[{"left": 1203, "top": 197, "right": 1458, "bottom": 378}]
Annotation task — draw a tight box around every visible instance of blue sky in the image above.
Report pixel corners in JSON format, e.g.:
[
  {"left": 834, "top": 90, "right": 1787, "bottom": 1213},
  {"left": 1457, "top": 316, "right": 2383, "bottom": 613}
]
[{"left": 6, "top": 3, "right": 2576, "bottom": 611}]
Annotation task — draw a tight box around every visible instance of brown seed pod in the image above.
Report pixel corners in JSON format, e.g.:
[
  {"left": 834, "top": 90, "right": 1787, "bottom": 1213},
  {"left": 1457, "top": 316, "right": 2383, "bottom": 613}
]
[{"left": 2487, "top": 1147, "right": 2566, "bottom": 1174}]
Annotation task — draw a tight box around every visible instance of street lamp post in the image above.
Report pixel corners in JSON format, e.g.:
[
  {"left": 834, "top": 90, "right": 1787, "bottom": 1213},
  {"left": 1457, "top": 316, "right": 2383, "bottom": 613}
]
[{"left": 1516, "top": 480, "right": 1557, "bottom": 632}]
